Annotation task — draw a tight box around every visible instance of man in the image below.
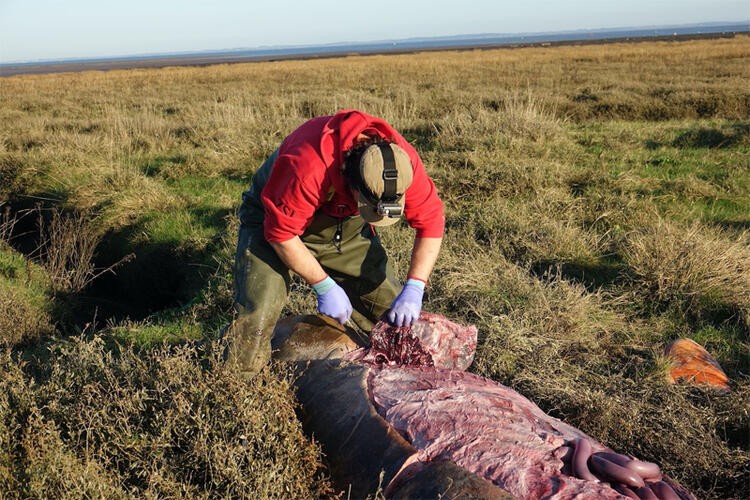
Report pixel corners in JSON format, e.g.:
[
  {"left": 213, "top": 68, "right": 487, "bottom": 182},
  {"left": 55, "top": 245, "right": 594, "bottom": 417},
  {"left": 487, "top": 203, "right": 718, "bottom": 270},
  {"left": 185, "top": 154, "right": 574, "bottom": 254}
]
[{"left": 225, "top": 109, "right": 445, "bottom": 378}]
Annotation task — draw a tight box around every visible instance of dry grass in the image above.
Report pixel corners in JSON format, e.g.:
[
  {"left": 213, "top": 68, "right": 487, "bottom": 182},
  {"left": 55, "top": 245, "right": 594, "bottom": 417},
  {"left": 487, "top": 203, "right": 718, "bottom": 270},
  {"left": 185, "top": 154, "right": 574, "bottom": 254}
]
[
  {"left": 0, "top": 340, "right": 333, "bottom": 498},
  {"left": 622, "top": 221, "right": 750, "bottom": 324},
  {"left": 0, "top": 35, "right": 748, "bottom": 498},
  {"left": 35, "top": 208, "right": 133, "bottom": 295}
]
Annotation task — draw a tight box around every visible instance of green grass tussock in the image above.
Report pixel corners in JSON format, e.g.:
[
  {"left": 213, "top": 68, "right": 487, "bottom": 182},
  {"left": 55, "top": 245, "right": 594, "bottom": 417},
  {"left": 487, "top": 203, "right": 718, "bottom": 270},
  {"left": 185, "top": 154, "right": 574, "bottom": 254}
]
[
  {"left": 0, "top": 243, "right": 54, "bottom": 348},
  {"left": 622, "top": 221, "right": 750, "bottom": 324}
]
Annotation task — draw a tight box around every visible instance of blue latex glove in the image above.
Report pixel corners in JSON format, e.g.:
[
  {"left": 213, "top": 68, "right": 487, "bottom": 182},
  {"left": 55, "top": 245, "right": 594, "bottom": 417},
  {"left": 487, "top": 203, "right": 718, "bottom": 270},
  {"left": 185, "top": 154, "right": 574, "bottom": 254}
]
[
  {"left": 312, "top": 276, "right": 352, "bottom": 325},
  {"left": 387, "top": 279, "right": 425, "bottom": 327}
]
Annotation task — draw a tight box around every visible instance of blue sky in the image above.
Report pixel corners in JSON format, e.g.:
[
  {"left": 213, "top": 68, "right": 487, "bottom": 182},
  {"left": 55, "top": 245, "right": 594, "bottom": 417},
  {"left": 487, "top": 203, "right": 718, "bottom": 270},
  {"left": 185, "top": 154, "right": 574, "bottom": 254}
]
[{"left": 1, "top": 0, "right": 748, "bottom": 63}]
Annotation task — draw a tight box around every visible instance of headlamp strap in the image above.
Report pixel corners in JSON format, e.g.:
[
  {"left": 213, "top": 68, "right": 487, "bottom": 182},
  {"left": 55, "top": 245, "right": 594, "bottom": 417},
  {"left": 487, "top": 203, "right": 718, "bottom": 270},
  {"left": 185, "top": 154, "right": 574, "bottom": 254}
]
[{"left": 378, "top": 143, "right": 398, "bottom": 201}]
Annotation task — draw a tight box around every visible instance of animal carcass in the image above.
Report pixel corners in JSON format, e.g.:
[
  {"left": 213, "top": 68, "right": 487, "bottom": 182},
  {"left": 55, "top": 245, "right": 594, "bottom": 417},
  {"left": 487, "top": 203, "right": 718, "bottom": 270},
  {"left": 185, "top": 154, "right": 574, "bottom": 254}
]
[{"left": 272, "top": 313, "right": 693, "bottom": 499}]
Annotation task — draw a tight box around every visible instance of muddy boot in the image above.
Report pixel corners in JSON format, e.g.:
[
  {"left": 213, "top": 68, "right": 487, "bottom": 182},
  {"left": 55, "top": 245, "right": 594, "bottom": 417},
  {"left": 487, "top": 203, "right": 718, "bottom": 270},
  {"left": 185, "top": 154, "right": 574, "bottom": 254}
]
[
  {"left": 222, "top": 315, "right": 275, "bottom": 380},
  {"left": 236, "top": 328, "right": 273, "bottom": 379},
  {"left": 227, "top": 212, "right": 291, "bottom": 380}
]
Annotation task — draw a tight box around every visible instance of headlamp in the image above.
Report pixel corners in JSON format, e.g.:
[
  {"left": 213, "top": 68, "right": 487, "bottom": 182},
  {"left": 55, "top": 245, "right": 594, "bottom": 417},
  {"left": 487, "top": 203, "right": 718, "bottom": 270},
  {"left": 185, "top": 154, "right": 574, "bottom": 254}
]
[{"left": 377, "top": 200, "right": 403, "bottom": 218}]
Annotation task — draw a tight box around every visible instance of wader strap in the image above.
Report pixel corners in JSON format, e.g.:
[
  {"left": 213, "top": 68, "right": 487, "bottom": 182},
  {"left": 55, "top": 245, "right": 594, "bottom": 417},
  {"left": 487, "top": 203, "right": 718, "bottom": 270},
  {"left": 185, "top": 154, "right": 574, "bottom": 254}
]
[{"left": 332, "top": 218, "right": 343, "bottom": 254}]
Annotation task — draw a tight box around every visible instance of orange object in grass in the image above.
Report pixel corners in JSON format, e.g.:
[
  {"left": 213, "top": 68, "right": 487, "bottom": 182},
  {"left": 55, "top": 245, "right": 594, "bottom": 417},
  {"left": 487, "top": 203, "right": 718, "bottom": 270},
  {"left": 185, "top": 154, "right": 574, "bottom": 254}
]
[{"left": 665, "top": 339, "right": 730, "bottom": 392}]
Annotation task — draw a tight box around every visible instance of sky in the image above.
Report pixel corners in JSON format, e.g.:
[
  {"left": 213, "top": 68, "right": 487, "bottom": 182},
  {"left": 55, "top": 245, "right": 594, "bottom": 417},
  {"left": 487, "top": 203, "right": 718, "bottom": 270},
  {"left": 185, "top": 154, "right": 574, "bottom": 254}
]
[{"left": 1, "top": 0, "right": 748, "bottom": 63}]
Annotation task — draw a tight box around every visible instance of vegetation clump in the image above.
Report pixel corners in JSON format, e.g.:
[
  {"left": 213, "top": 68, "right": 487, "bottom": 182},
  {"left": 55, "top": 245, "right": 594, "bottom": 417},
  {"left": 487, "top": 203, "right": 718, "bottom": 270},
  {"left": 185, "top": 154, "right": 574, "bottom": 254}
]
[
  {"left": 622, "top": 221, "right": 750, "bottom": 325},
  {"left": 0, "top": 340, "right": 332, "bottom": 498},
  {"left": 0, "top": 241, "right": 54, "bottom": 348}
]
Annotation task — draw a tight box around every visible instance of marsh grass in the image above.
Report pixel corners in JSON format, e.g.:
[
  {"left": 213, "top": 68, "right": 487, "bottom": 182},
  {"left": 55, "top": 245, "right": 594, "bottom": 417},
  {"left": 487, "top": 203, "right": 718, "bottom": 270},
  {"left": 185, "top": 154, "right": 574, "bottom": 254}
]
[
  {"left": 622, "top": 221, "right": 750, "bottom": 324},
  {"left": 34, "top": 208, "right": 135, "bottom": 295},
  {"left": 0, "top": 212, "right": 55, "bottom": 347},
  {"left": 0, "top": 35, "right": 748, "bottom": 498},
  {"left": 0, "top": 340, "right": 333, "bottom": 498},
  {"left": 0, "top": 261, "right": 54, "bottom": 348}
]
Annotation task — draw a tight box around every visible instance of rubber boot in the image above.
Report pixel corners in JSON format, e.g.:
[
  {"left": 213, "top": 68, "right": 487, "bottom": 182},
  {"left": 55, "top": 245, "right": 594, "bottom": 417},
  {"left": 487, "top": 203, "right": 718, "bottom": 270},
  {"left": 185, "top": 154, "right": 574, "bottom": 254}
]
[
  {"left": 225, "top": 220, "right": 290, "bottom": 380},
  {"left": 222, "top": 314, "right": 275, "bottom": 379}
]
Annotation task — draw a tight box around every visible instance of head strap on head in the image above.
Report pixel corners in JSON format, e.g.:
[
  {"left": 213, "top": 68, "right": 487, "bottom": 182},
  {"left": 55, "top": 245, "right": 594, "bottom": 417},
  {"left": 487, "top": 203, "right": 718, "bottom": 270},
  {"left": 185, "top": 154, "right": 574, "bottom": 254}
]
[{"left": 378, "top": 143, "right": 398, "bottom": 202}]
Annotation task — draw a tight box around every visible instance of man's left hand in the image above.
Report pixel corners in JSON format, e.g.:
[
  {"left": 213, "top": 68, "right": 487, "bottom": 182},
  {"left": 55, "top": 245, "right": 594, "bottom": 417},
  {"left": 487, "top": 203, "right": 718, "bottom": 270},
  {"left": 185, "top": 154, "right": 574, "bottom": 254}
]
[{"left": 387, "top": 279, "right": 425, "bottom": 327}]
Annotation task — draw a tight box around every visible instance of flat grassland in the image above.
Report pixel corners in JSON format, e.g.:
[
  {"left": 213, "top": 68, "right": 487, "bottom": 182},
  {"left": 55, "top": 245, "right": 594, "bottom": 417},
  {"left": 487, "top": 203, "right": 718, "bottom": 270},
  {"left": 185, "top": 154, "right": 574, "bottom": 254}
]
[{"left": 1, "top": 36, "right": 748, "bottom": 498}]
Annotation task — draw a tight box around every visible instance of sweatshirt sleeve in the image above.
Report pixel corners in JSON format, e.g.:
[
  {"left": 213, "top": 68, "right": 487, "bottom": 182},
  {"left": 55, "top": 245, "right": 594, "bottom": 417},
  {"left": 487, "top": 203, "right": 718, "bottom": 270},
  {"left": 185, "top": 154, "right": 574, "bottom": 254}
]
[{"left": 260, "top": 154, "right": 324, "bottom": 242}]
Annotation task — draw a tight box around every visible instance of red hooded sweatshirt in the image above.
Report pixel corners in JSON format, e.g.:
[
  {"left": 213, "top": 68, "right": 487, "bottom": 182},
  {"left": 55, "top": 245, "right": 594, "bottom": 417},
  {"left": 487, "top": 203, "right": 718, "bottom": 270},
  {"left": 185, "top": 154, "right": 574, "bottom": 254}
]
[{"left": 259, "top": 110, "right": 445, "bottom": 242}]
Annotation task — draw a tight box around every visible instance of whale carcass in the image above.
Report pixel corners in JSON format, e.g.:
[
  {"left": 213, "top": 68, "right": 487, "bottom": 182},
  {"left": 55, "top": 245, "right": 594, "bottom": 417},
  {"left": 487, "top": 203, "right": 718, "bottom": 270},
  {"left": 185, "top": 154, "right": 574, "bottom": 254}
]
[{"left": 271, "top": 313, "right": 694, "bottom": 499}]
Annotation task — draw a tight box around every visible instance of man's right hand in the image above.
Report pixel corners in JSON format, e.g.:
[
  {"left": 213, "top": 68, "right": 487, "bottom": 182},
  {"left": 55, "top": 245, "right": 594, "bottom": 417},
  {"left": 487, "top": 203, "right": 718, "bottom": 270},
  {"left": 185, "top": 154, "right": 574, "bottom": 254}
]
[{"left": 312, "top": 276, "right": 352, "bottom": 325}]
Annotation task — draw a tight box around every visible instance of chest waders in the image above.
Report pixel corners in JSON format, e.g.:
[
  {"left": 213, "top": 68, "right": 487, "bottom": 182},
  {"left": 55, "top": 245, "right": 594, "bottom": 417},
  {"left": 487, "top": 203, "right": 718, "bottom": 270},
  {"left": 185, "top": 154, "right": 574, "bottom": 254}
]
[{"left": 223, "top": 151, "right": 401, "bottom": 379}]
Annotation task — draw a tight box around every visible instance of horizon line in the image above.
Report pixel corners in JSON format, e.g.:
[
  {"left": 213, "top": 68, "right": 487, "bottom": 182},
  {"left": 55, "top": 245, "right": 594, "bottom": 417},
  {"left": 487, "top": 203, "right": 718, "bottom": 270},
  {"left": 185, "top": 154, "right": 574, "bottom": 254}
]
[{"left": 3, "top": 19, "right": 748, "bottom": 66}]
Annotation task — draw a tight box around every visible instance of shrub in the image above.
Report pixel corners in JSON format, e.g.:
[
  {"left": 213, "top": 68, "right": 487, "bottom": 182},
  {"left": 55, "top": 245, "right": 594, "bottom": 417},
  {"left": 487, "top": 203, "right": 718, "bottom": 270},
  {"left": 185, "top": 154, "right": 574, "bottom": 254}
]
[
  {"left": 0, "top": 339, "right": 332, "bottom": 498},
  {"left": 35, "top": 209, "right": 134, "bottom": 296}
]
